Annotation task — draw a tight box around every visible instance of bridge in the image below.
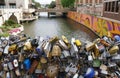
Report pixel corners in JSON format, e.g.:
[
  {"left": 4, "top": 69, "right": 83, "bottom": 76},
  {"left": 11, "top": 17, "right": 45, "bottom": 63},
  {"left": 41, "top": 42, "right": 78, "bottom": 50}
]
[
  {"left": 36, "top": 8, "right": 70, "bottom": 17},
  {"left": 36, "top": 8, "right": 70, "bottom": 13}
]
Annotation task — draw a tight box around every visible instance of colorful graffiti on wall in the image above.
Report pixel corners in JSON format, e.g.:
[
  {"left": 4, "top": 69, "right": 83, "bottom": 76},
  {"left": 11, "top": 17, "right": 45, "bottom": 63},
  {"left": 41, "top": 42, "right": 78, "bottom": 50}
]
[{"left": 67, "top": 11, "right": 120, "bottom": 37}]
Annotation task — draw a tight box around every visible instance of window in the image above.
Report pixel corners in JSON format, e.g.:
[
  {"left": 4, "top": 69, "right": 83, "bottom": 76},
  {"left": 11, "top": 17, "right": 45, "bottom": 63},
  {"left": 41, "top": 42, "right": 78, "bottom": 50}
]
[
  {"left": 104, "top": 1, "right": 119, "bottom": 13},
  {"left": 86, "top": 0, "right": 89, "bottom": 3},
  {"left": 99, "top": 0, "right": 102, "bottom": 3},
  {"left": 112, "top": 1, "right": 115, "bottom": 12},
  {"left": 0, "top": 4, "right": 5, "bottom": 8},
  {"left": 9, "top": 3, "right": 16, "bottom": 8},
  {"left": 105, "top": 2, "right": 108, "bottom": 11},
  {"left": 89, "top": 0, "right": 92, "bottom": 4},
  {"left": 115, "top": 1, "right": 119, "bottom": 12},
  {"left": 108, "top": 2, "right": 111, "bottom": 11}
]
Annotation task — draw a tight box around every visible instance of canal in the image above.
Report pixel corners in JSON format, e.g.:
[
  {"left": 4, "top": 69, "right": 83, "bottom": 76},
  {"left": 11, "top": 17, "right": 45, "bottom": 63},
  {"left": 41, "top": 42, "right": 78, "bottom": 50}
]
[{"left": 23, "top": 13, "right": 99, "bottom": 42}]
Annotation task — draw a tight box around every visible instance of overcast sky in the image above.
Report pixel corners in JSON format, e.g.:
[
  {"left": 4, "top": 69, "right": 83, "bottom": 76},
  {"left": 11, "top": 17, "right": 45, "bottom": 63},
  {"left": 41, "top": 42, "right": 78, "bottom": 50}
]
[{"left": 35, "top": 0, "right": 55, "bottom": 4}]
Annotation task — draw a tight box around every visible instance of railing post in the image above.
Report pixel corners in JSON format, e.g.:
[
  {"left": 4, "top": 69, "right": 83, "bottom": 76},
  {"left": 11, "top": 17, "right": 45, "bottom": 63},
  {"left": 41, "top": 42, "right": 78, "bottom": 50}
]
[{"left": 48, "top": 12, "right": 50, "bottom": 18}]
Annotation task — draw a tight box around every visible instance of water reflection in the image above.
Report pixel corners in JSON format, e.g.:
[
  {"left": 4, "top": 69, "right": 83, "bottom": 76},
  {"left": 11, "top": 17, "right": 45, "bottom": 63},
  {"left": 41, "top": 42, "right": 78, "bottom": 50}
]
[{"left": 23, "top": 13, "right": 98, "bottom": 42}]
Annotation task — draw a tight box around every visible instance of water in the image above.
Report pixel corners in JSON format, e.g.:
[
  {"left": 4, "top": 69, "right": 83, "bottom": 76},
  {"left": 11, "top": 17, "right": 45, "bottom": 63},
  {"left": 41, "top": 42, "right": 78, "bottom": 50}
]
[{"left": 23, "top": 12, "right": 99, "bottom": 42}]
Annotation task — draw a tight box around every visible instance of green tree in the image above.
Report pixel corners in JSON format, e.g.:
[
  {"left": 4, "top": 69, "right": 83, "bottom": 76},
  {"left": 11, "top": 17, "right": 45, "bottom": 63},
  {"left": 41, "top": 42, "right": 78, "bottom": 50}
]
[
  {"left": 61, "top": 0, "right": 75, "bottom": 8},
  {"left": 32, "top": 0, "right": 41, "bottom": 8},
  {"left": 49, "top": 1, "right": 56, "bottom": 8}
]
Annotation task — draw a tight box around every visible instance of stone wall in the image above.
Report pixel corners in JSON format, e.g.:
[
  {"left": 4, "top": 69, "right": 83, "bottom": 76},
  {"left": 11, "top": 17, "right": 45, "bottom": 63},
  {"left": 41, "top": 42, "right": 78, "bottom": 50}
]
[
  {"left": 0, "top": 8, "right": 22, "bottom": 26},
  {"left": 67, "top": 11, "right": 120, "bottom": 37}
]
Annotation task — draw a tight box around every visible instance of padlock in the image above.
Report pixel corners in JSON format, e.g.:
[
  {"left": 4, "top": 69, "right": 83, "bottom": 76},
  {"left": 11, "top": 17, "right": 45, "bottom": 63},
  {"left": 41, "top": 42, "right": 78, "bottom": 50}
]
[
  {"left": 93, "top": 59, "right": 101, "bottom": 67},
  {"left": 100, "top": 64, "right": 107, "bottom": 71},
  {"left": 62, "top": 35, "right": 69, "bottom": 44},
  {"left": 109, "top": 45, "right": 119, "bottom": 55},
  {"left": 114, "top": 35, "right": 120, "bottom": 42},
  {"left": 23, "top": 41, "right": 32, "bottom": 51},
  {"left": 70, "top": 43, "right": 78, "bottom": 55},
  {"left": 49, "top": 36, "right": 59, "bottom": 43},
  {"left": 88, "top": 53, "right": 93, "bottom": 61},
  {"left": 62, "top": 50, "right": 70, "bottom": 58},
  {"left": 13, "top": 59, "right": 18, "bottom": 68},
  {"left": 23, "top": 58, "right": 31, "bottom": 70},
  {"left": 85, "top": 41, "right": 95, "bottom": 52},
  {"left": 8, "top": 44, "right": 17, "bottom": 52},
  {"left": 69, "top": 65, "right": 78, "bottom": 74},
  {"left": 51, "top": 45, "right": 61, "bottom": 56},
  {"left": 100, "top": 39, "right": 110, "bottom": 47},
  {"left": 46, "top": 64, "right": 59, "bottom": 78},
  {"left": 3, "top": 63, "right": 8, "bottom": 71},
  {"left": 75, "top": 39, "right": 82, "bottom": 47},
  {"left": 15, "top": 68, "right": 21, "bottom": 76},
  {"left": 100, "top": 70, "right": 108, "bottom": 75},
  {"left": 4, "top": 45, "right": 9, "bottom": 54},
  {"left": 43, "top": 42, "right": 51, "bottom": 57},
  {"left": 0, "top": 62, "right": 3, "bottom": 71},
  {"left": 58, "top": 40, "right": 68, "bottom": 50},
  {"left": 71, "top": 38, "right": 75, "bottom": 44},
  {"left": 23, "top": 75, "right": 32, "bottom": 78},
  {"left": 0, "top": 47, "right": 3, "bottom": 56},
  {"left": 18, "top": 53, "right": 24, "bottom": 62},
  {"left": 1, "top": 39, "right": 8, "bottom": 47},
  {"left": 6, "top": 72, "right": 10, "bottom": 78},
  {"left": 94, "top": 44, "right": 105, "bottom": 57},
  {"left": 8, "top": 62, "right": 14, "bottom": 70},
  {"left": 36, "top": 45, "right": 43, "bottom": 56},
  {"left": 40, "top": 56, "right": 47, "bottom": 64},
  {"left": 84, "top": 68, "right": 95, "bottom": 78},
  {"left": 31, "top": 39, "right": 38, "bottom": 47},
  {"left": 28, "top": 60, "right": 39, "bottom": 74}
]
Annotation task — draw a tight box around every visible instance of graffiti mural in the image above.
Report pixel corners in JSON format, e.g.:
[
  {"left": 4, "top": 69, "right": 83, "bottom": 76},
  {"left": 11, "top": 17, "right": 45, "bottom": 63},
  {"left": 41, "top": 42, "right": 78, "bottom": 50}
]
[{"left": 67, "top": 11, "right": 120, "bottom": 37}]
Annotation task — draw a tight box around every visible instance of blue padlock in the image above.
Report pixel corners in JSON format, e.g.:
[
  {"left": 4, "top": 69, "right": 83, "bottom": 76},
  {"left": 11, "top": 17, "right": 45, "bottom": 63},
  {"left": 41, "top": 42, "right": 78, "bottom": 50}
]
[
  {"left": 23, "top": 58, "right": 31, "bottom": 70},
  {"left": 114, "top": 35, "right": 120, "bottom": 42},
  {"left": 84, "top": 68, "right": 95, "bottom": 78}
]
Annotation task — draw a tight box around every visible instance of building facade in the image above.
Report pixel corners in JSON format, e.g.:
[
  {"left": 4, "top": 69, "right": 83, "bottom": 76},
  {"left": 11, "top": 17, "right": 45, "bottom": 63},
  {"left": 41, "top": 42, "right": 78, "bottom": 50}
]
[
  {"left": 56, "top": 0, "right": 63, "bottom": 9},
  {"left": 103, "top": 0, "right": 120, "bottom": 21},
  {"left": 76, "top": 0, "right": 103, "bottom": 16},
  {"left": 0, "top": 0, "right": 36, "bottom": 25},
  {"left": 0, "top": 0, "right": 33, "bottom": 9}
]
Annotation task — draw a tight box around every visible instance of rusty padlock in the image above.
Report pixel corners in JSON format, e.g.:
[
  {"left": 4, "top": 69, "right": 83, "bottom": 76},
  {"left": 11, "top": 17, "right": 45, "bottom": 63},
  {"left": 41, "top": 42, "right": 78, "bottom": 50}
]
[{"left": 28, "top": 60, "right": 39, "bottom": 74}]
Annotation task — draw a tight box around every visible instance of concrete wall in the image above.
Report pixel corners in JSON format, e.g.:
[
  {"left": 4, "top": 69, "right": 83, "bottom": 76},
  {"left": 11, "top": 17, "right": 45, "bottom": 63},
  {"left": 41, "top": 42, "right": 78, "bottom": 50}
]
[
  {"left": 0, "top": 8, "right": 22, "bottom": 26},
  {"left": 67, "top": 11, "right": 120, "bottom": 37}
]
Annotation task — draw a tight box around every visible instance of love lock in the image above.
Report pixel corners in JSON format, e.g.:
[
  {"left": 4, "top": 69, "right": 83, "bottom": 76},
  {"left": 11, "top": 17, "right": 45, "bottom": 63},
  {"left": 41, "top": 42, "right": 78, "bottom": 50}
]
[
  {"left": 46, "top": 64, "right": 59, "bottom": 78},
  {"left": 65, "top": 63, "right": 77, "bottom": 74},
  {"left": 51, "top": 45, "right": 61, "bottom": 57}
]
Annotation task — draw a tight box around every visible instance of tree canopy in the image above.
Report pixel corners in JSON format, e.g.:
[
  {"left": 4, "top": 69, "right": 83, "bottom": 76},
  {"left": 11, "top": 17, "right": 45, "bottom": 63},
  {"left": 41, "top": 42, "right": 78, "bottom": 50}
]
[
  {"left": 49, "top": 1, "right": 56, "bottom": 8},
  {"left": 32, "top": 0, "right": 41, "bottom": 8},
  {"left": 61, "top": 0, "right": 75, "bottom": 8}
]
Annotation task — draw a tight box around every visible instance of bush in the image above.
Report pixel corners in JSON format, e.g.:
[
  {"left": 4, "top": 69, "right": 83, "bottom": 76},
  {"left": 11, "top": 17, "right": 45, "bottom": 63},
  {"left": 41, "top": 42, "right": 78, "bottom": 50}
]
[
  {"left": 0, "top": 32, "right": 9, "bottom": 37},
  {"left": 3, "top": 20, "right": 17, "bottom": 26}
]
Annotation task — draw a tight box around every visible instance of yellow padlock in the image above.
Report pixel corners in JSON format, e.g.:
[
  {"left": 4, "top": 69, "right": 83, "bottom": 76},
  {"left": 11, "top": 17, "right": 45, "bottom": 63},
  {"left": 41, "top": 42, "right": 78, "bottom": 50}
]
[{"left": 75, "top": 39, "right": 82, "bottom": 47}]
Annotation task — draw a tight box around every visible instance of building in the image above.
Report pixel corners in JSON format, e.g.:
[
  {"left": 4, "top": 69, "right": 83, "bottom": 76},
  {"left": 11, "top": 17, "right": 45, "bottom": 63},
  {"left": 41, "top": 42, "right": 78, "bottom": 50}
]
[
  {"left": 76, "top": 0, "right": 103, "bottom": 16},
  {"left": 56, "top": 0, "right": 63, "bottom": 9},
  {"left": 0, "top": 0, "right": 33, "bottom": 9},
  {"left": 0, "top": 0, "right": 36, "bottom": 25},
  {"left": 103, "top": 0, "right": 120, "bottom": 21}
]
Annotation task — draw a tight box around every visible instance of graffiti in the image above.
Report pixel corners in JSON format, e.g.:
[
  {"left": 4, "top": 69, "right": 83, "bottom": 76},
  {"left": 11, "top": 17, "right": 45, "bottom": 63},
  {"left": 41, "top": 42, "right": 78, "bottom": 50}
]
[
  {"left": 97, "top": 18, "right": 108, "bottom": 36},
  {"left": 67, "top": 11, "right": 120, "bottom": 37}
]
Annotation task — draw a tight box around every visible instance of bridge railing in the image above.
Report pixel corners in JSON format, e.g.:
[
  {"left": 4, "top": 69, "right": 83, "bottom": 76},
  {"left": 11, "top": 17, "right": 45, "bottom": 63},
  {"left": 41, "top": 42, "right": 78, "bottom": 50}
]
[{"left": 36, "top": 8, "right": 70, "bottom": 12}]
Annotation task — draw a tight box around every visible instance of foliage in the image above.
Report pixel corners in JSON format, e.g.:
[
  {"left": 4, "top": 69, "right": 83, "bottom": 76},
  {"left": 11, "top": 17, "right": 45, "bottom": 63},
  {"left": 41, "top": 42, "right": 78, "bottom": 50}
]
[
  {"left": 3, "top": 20, "right": 17, "bottom": 26},
  {"left": 0, "top": 20, "right": 21, "bottom": 37},
  {"left": 0, "top": 32, "right": 9, "bottom": 37},
  {"left": 61, "top": 0, "right": 75, "bottom": 8},
  {"left": 32, "top": 0, "right": 41, "bottom": 8},
  {"left": 49, "top": 1, "right": 56, "bottom": 8}
]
